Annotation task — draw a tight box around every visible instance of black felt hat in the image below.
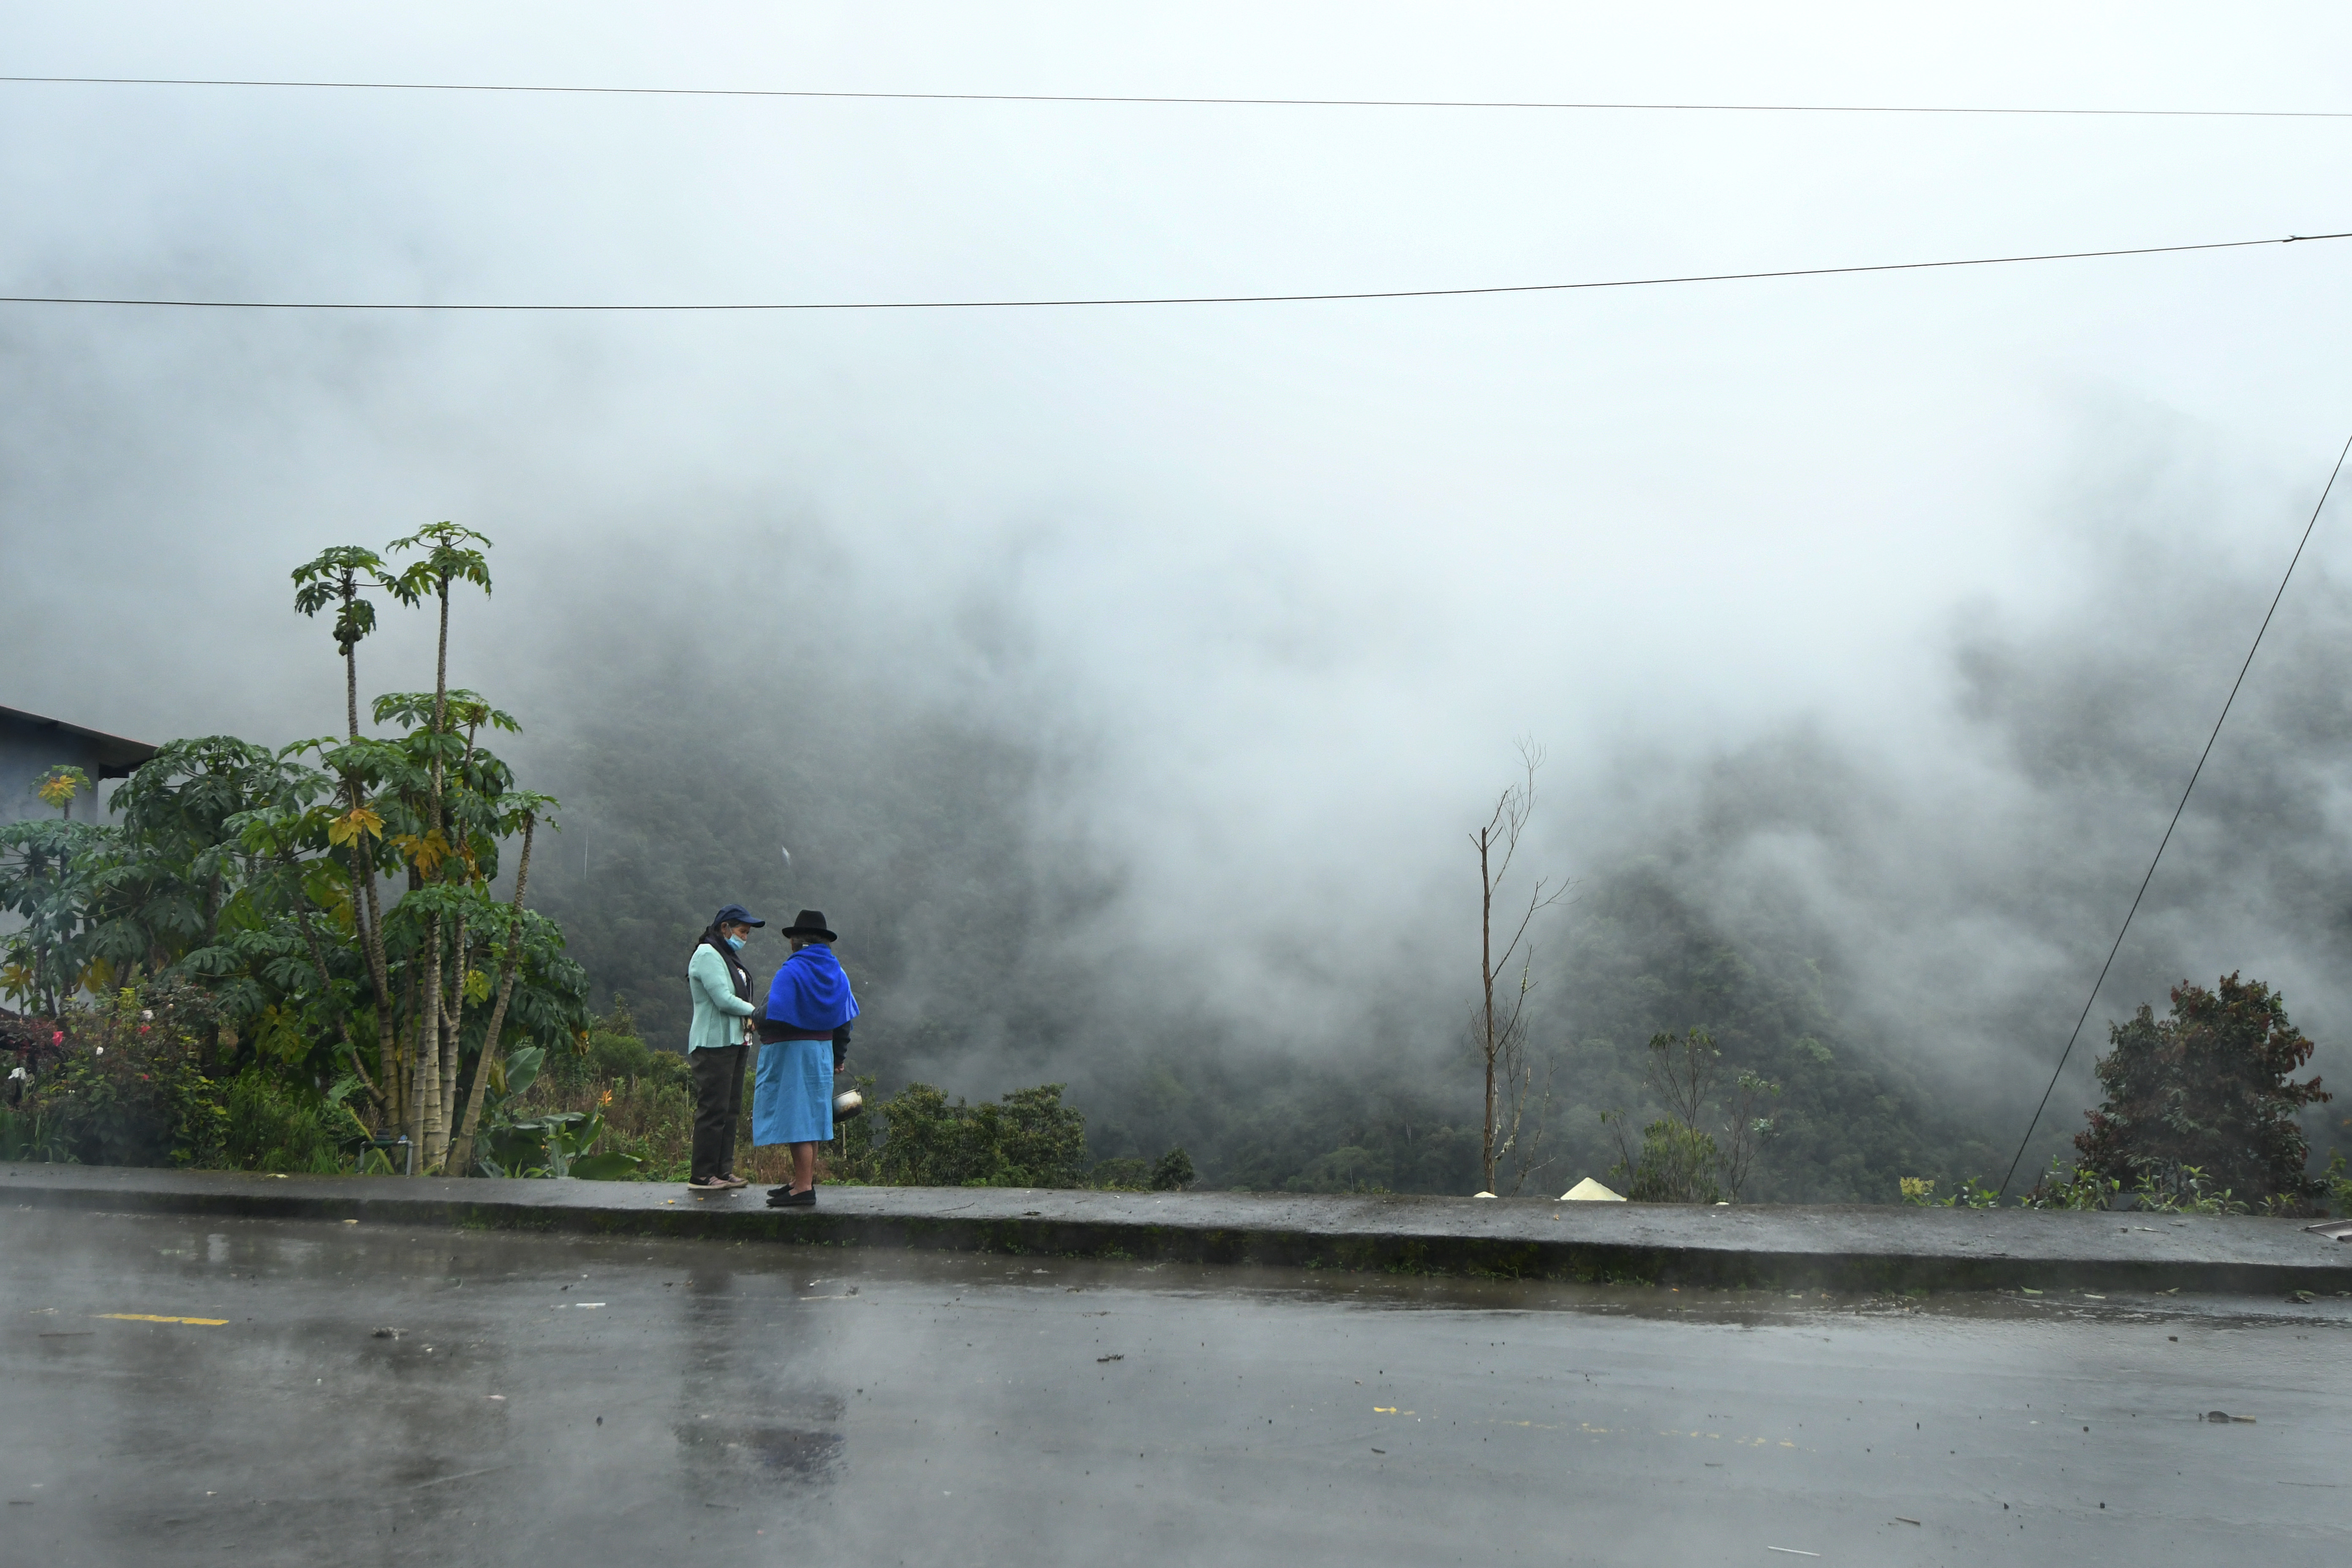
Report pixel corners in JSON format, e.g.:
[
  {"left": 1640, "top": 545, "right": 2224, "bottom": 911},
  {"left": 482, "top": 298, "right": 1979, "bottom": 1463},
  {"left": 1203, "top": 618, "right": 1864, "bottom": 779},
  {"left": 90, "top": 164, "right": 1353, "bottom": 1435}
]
[{"left": 781, "top": 909, "right": 837, "bottom": 941}]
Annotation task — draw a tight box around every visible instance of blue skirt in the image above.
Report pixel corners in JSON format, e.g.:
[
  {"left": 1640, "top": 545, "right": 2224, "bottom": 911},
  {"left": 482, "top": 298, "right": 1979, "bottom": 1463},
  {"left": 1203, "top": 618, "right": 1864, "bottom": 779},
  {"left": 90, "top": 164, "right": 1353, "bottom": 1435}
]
[{"left": 752, "top": 1039, "right": 833, "bottom": 1146}]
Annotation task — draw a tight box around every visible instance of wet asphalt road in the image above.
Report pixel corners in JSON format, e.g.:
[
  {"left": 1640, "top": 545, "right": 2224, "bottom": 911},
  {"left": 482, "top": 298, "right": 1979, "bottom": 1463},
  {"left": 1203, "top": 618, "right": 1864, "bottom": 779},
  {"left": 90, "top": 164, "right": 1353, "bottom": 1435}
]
[{"left": 2, "top": 1207, "right": 2346, "bottom": 1567}]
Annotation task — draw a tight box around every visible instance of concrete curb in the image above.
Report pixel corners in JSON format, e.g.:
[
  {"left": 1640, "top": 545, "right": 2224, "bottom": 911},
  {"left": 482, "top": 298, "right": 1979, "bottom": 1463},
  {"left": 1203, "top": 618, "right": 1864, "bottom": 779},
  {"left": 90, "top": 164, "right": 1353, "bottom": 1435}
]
[{"left": 9, "top": 1162, "right": 2350, "bottom": 1293}]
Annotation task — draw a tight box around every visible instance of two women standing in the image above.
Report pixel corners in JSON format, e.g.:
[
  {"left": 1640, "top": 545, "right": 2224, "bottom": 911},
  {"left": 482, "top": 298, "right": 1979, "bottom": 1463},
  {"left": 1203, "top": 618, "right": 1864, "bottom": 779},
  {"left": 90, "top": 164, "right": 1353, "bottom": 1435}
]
[{"left": 683, "top": 904, "right": 860, "bottom": 1203}]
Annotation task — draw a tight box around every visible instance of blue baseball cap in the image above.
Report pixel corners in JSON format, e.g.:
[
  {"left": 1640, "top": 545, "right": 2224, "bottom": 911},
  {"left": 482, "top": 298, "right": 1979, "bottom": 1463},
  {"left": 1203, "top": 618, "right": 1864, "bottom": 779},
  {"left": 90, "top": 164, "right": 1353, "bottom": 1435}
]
[{"left": 713, "top": 904, "right": 765, "bottom": 928}]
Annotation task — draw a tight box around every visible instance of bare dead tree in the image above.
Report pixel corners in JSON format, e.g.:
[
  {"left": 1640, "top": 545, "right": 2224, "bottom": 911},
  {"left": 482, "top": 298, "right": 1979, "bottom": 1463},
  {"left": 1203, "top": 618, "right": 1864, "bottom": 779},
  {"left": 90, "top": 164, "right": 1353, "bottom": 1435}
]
[
  {"left": 1648, "top": 1026, "right": 1720, "bottom": 1129},
  {"left": 1716, "top": 1069, "right": 1782, "bottom": 1202},
  {"left": 1471, "top": 740, "right": 1571, "bottom": 1195}
]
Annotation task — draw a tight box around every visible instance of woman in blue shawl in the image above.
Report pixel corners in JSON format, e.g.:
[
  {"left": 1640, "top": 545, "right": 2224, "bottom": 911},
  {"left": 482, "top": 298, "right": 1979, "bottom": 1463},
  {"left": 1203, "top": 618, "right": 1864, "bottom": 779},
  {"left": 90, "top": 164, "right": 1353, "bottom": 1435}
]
[{"left": 754, "top": 909, "right": 859, "bottom": 1208}]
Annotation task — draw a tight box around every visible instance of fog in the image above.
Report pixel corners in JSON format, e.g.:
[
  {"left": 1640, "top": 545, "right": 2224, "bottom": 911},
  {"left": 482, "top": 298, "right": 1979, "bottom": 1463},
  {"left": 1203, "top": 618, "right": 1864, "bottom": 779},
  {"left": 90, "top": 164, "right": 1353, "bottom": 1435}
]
[{"left": 5, "top": 3, "right": 2352, "bottom": 1182}]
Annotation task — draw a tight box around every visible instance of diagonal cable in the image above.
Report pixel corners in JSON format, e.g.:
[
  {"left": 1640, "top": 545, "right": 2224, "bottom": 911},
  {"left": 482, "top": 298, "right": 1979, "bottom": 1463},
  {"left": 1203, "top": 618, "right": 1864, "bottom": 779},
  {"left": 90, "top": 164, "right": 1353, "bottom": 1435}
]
[
  {"left": 1998, "top": 425, "right": 2352, "bottom": 1198},
  {"left": 0, "top": 230, "right": 2343, "bottom": 313}
]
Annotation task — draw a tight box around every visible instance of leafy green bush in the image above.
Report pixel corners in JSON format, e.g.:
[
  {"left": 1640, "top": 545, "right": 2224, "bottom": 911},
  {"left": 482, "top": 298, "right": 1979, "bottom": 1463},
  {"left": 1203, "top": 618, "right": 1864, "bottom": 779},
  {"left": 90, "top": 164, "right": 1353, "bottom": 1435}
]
[
  {"left": 1090, "top": 1157, "right": 1151, "bottom": 1190},
  {"left": 1943, "top": 1176, "right": 2001, "bottom": 1209},
  {"left": 1086, "top": 1147, "right": 1196, "bottom": 1191},
  {"left": 485, "top": 1006, "right": 694, "bottom": 1179},
  {"left": 222, "top": 1068, "right": 348, "bottom": 1174},
  {"left": 546, "top": 996, "right": 685, "bottom": 1094},
  {"left": 0, "top": 1102, "right": 74, "bottom": 1162},
  {"left": 2023, "top": 1159, "right": 2118, "bottom": 1211},
  {"left": 1898, "top": 1174, "right": 2001, "bottom": 1209},
  {"left": 6, "top": 986, "right": 231, "bottom": 1168},
  {"left": 2025, "top": 1155, "right": 2249, "bottom": 1214},
  {"left": 845, "top": 1081, "right": 1089, "bottom": 1187},
  {"left": 1601, "top": 1029, "right": 1774, "bottom": 1203},
  {"left": 1621, "top": 1119, "right": 1722, "bottom": 1204}
]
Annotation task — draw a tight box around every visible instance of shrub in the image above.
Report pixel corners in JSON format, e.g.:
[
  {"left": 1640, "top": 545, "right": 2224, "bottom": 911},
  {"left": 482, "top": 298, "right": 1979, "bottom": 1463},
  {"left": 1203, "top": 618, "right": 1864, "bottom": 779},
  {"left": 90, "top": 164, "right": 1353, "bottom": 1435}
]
[
  {"left": 568, "top": 997, "right": 686, "bottom": 1091},
  {"left": 1149, "top": 1147, "right": 1195, "bottom": 1190},
  {"left": 1601, "top": 1028, "right": 1775, "bottom": 1203},
  {"left": 2074, "top": 974, "right": 2330, "bottom": 1213},
  {"left": 1090, "top": 1157, "right": 1152, "bottom": 1190},
  {"left": 864, "top": 1081, "right": 1089, "bottom": 1188},
  {"left": 990, "top": 1084, "right": 1091, "bottom": 1187},
  {"left": 6, "top": 985, "right": 230, "bottom": 1168},
  {"left": 222, "top": 1068, "right": 346, "bottom": 1174},
  {"left": 1090, "top": 1147, "right": 1197, "bottom": 1191},
  {"left": 0, "top": 1101, "right": 73, "bottom": 1162},
  {"left": 1622, "top": 1119, "right": 1722, "bottom": 1204}
]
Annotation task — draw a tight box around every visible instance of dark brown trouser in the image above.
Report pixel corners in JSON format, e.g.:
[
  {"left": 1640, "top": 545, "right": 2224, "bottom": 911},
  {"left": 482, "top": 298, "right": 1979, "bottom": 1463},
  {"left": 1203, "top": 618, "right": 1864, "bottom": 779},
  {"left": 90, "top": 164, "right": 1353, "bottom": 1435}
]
[{"left": 690, "top": 1043, "right": 746, "bottom": 1182}]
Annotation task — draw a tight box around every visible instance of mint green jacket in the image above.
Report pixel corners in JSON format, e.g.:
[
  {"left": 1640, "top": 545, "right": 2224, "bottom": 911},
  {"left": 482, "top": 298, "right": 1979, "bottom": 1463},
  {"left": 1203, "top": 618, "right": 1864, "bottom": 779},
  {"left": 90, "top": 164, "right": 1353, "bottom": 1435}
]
[{"left": 686, "top": 942, "right": 758, "bottom": 1053}]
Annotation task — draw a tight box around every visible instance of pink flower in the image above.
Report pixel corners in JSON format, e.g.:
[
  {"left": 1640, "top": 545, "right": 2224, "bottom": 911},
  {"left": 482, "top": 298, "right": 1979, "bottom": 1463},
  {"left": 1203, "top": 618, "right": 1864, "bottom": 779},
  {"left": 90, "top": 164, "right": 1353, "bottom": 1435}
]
[{"left": 51, "top": 1031, "right": 64, "bottom": 1045}]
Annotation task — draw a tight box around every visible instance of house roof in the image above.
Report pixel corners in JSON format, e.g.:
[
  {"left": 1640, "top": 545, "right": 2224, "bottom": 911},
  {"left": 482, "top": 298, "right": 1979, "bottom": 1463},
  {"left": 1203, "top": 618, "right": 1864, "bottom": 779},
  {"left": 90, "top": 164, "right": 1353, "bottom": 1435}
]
[{"left": 0, "top": 704, "right": 160, "bottom": 778}]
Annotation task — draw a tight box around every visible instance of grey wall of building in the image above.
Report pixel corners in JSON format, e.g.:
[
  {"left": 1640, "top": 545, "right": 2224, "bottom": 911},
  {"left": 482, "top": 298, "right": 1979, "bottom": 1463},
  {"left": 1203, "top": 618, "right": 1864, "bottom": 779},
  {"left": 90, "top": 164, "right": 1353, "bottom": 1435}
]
[{"left": 0, "top": 708, "right": 155, "bottom": 825}]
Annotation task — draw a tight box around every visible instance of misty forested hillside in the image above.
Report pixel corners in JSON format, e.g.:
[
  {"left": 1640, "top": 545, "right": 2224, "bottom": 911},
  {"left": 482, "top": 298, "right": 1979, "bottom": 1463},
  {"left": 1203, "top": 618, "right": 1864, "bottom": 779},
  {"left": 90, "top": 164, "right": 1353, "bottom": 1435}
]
[
  {"left": 514, "top": 664, "right": 2003, "bottom": 1200},
  {"left": 488, "top": 501, "right": 2352, "bottom": 1203}
]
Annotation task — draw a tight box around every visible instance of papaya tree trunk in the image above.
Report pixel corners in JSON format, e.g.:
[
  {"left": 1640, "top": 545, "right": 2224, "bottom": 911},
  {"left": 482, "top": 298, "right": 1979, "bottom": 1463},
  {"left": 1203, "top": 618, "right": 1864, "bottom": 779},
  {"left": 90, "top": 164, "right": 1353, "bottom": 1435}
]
[
  {"left": 417, "top": 912, "right": 446, "bottom": 1170},
  {"left": 338, "top": 635, "right": 400, "bottom": 1134},
  {"left": 357, "top": 835, "right": 397, "bottom": 1133},
  {"left": 403, "top": 575, "right": 458, "bottom": 1171},
  {"left": 447, "top": 813, "right": 535, "bottom": 1178},
  {"left": 434, "top": 911, "right": 469, "bottom": 1167},
  {"left": 344, "top": 629, "right": 361, "bottom": 746}
]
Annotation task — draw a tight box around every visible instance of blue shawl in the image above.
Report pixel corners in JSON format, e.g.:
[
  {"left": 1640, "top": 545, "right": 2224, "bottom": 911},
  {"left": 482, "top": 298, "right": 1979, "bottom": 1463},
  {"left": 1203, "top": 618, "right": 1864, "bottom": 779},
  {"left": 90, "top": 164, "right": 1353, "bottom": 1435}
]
[{"left": 764, "top": 942, "right": 860, "bottom": 1032}]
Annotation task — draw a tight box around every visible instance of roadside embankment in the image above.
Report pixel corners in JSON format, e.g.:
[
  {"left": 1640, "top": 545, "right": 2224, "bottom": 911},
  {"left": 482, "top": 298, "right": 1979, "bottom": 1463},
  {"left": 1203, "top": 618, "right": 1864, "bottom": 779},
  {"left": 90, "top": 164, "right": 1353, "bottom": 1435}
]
[{"left": 8, "top": 1162, "right": 2348, "bottom": 1293}]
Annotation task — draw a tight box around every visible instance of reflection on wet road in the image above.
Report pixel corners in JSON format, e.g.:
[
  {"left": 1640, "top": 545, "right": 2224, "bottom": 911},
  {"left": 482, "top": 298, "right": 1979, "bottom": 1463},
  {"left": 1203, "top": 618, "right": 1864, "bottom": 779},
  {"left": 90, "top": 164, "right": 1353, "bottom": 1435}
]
[{"left": 3, "top": 1208, "right": 2346, "bottom": 1565}]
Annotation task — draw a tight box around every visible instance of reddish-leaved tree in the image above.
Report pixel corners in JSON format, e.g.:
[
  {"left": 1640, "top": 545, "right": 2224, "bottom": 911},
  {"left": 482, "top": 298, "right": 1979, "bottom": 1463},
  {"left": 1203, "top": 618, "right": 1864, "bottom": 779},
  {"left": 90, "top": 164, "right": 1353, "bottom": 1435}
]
[{"left": 2074, "top": 973, "right": 2330, "bottom": 1209}]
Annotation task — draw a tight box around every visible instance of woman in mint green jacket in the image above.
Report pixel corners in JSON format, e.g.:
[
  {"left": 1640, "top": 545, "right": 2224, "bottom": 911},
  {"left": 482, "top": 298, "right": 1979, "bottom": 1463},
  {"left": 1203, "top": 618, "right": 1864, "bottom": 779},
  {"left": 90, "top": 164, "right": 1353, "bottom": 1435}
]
[{"left": 685, "top": 904, "right": 763, "bottom": 1190}]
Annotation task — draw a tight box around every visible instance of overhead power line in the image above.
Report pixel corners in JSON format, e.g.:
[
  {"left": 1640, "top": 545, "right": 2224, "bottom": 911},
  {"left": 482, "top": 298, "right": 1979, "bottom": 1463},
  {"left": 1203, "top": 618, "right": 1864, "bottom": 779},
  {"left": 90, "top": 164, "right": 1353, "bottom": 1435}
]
[
  {"left": 2, "top": 230, "right": 2342, "bottom": 314},
  {"left": 1997, "top": 423, "right": 2352, "bottom": 1200},
  {"left": 5, "top": 74, "right": 2352, "bottom": 120}
]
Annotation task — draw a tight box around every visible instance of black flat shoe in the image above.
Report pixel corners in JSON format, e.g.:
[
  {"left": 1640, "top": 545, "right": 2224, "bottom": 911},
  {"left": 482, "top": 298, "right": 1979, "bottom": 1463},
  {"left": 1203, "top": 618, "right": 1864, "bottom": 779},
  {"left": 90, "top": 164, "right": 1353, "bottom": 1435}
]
[{"left": 766, "top": 1187, "right": 817, "bottom": 1209}]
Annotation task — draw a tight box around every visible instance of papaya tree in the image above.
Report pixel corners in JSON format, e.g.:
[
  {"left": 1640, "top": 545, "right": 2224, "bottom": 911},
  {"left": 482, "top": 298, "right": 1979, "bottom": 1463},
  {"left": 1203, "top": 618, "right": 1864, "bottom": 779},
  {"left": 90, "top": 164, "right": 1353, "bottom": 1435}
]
[
  {"left": 0, "top": 768, "right": 106, "bottom": 1014},
  {"left": 291, "top": 545, "right": 403, "bottom": 1109},
  {"left": 8, "top": 526, "right": 589, "bottom": 1177},
  {"left": 382, "top": 523, "right": 495, "bottom": 1168}
]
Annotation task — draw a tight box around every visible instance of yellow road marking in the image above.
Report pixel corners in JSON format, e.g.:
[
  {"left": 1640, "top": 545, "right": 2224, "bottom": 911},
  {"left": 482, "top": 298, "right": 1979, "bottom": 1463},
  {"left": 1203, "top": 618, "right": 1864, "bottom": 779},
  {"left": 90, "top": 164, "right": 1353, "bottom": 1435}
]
[{"left": 97, "top": 1314, "right": 229, "bottom": 1326}]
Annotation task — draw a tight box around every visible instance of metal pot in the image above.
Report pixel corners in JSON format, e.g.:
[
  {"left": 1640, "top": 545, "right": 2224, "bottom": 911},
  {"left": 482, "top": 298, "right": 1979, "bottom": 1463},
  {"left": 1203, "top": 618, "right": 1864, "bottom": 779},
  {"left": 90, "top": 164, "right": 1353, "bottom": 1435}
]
[{"left": 832, "top": 1089, "right": 865, "bottom": 1122}]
